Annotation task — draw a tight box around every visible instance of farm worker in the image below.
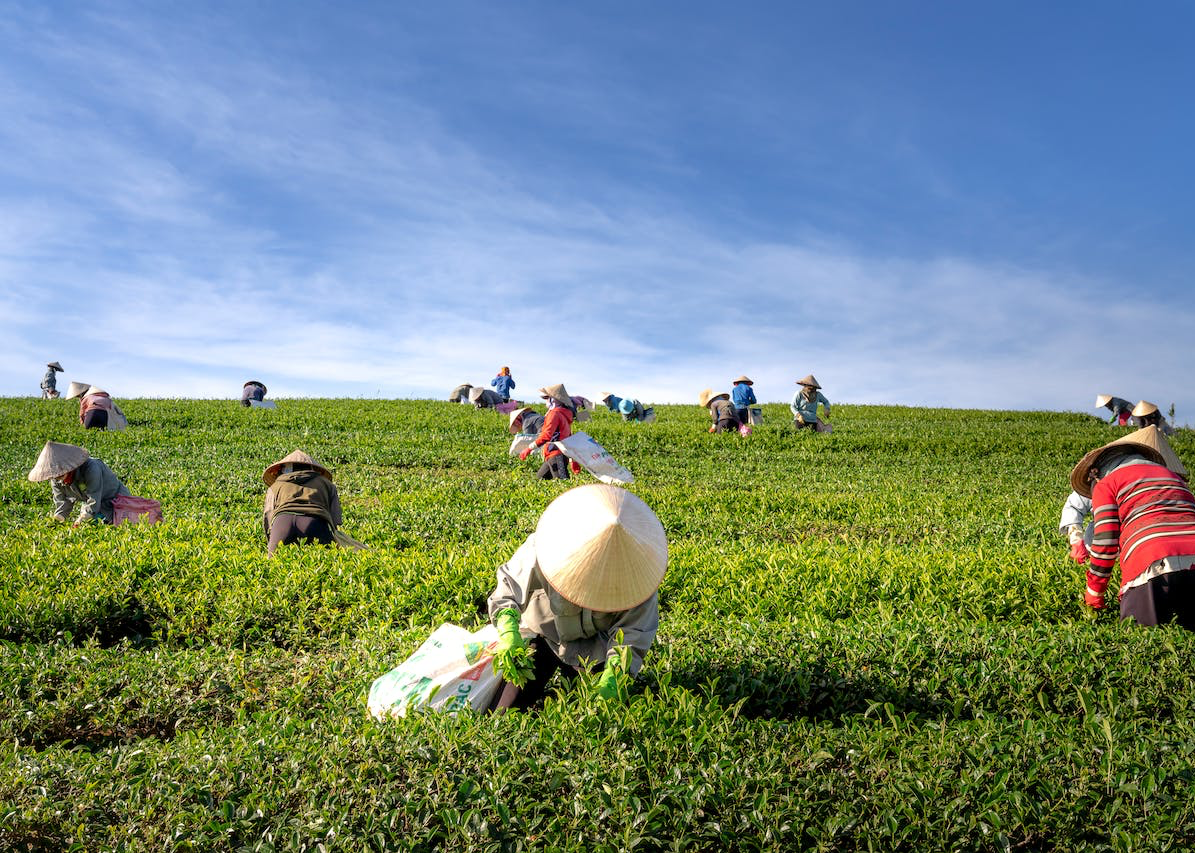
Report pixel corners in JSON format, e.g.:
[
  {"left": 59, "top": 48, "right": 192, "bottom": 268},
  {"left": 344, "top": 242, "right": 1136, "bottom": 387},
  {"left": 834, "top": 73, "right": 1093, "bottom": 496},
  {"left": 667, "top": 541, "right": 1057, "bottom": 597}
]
[
  {"left": 1070, "top": 425, "right": 1195, "bottom": 627},
  {"left": 698, "top": 389, "right": 741, "bottom": 433},
  {"left": 40, "top": 361, "right": 64, "bottom": 399},
  {"left": 241, "top": 380, "right": 267, "bottom": 407},
  {"left": 486, "top": 483, "right": 667, "bottom": 710},
  {"left": 1132, "top": 400, "right": 1174, "bottom": 435},
  {"left": 508, "top": 406, "right": 544, "bottom": 436},
  {"left": 449, "top": 383, "right": 473, "bottom": 403},
  {"left": 519, "top": 383, "right": 581, "bottom": 480},
  {"left": 731, "top": 375, "right": 757, "bottom": 424},
  {"left": 1095, "top": 394, "right": 1132, "bottom": 426},
  {"left": 27, "top": 441, "right": 130, "bottom": 525},
  {"left": 76, "top": 386, "right": 116, "bottom": 430},
  {"left": 469, "top": 386, "right": 504, "bottom": 409},
  {"left": 599, "top": 392, "right": 653, "bottom": 423},
  {"left": 791, "top": 375, "right": 831, "bottom": 431},
  {"left": 262, "top": 450, "right": 343, "bottom": 555},
  {"left": 1059, "top": 491, "right": 1094, "bottom": 563},
  {"left": 491, "top": 367, "right": 516, "bottom": 402}
]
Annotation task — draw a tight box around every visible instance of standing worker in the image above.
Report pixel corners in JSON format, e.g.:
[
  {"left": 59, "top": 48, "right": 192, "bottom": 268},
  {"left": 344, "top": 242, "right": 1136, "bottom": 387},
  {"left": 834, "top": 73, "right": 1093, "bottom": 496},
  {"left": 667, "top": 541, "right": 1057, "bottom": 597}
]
[
  {"left": 242, "top": 380, "right": 268, "bottom": 407},
  {"left": 791, "top": 375, "right": 831, "bottom": 431},
  {"left": 731, "top": 375, "right": 757, "bottom": 425},
  {"left": 519, "top": 383, "right": 581, "bottom": 480},
  {"left": 262, "top": 450, "right": 343, "bottom": 555},
  {"left": 1070, "top": 426, "right": 1195, "bottom": 628},
  {"left": 486, "top": 484, "right": 667, "bottom": 710},
  {"left": 491, "top": 367, "right": 517, "bottom": 402},
  {"left": 40, "top": 362, "right": 64, "bottom": 399},
  {"left": 1132, "top": 401, "right": 1174, "bottom": 435},
  {"left": 698, "top": 389, "right": 741, "bottom": 433},
  {"left": 1095, "top": 394, "right": 1133, "bottom": 426},
  {"left": 27, "top": 441, "right": 131, "bottom": 524}
]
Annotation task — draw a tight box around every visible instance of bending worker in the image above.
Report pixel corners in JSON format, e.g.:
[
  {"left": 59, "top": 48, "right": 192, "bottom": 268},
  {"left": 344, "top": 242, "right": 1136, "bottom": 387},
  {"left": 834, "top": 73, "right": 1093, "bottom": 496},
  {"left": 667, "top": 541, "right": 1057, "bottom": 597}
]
[
  {"left": 40, "top": 361, "right": 64, "bottom": 399},
  {"left": 27, "top": 441, "right": 130, "bottom": 524},
  {"left": 262, "top": 450, "right": 343, "bottom": 555},
  {"left": 1095, "top": 394, "right": 1133, "bottom": 426},
  {"left": 1132, "top": 401, "right": 1174, "bottom": 435},
  {"left": 449, "top": 383, "right": 473, "bottom": 403},
  {"left": 242, "top": 380, "right": 268, "bottom": 407},
  {"left": 698, "top": 389, "right": 740, "bottom": 433},
  {"left": 731, "top": 375, "right": 757, "bottom": 424},
  {"left": 599, "top": 392, "right": 652, "bottom": 423},
  {"left": 508, "top": 406, "right": 544, "bottom": 437},
  {"left": 486, "top": 483, "right": 668, "bottom": 710},
  {"left": 469, "top": 386, "right": 505, "bottom": 409},
  {"left": 1070, "top": 425, "right": 1195, "bottom": 628},
  {"left": 518, "top": 383, "right": 580, "bottom": 480},
  {"left": 791, "top": 375, "right": 831, "bottom": 431}
]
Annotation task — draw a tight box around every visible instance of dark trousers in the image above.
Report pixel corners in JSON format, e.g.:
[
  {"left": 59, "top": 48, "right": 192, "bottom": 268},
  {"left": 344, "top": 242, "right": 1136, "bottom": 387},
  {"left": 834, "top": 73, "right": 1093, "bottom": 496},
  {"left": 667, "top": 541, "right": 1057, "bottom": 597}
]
[
  {"left": 487, "top": 637, "right": 607, "bottom": 711},
  {"left": 536, "top": 455, "right": 570, "bottom": 480},
  {"left": 1120, "top": 569, "right": 1195, "bottom": 630},
  {"left": 735, "top": 407, "right": 750, "bottom": 424},
  {"left": 268, "top": 514, "right": 334, "bottom": 555},
  {"left": 713, "top": 418, "right": 738, "bottom": 433},
  {"left": 82, "top": 409, "right": 109, "bottom": 429}
]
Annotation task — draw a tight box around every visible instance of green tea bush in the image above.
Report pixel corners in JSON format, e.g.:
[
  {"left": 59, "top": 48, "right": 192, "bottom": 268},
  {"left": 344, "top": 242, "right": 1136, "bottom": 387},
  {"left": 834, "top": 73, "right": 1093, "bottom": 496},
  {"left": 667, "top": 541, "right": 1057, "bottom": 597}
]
[{"left": 2, "top": 397, "right": 1195, "bottom": 850}]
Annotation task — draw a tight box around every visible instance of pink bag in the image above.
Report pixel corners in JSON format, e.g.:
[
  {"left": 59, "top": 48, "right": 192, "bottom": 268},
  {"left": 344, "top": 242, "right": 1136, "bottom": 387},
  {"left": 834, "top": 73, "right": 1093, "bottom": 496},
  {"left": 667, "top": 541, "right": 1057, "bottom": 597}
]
[
  {"left": 111, "top": 495, "right": 163, "bottom": 526},
  {"left": 739, "top": 424, "right": 753, "bottom": 437},
  {"left": 494, "top": 401, "right": 521, "bottom": 414}
]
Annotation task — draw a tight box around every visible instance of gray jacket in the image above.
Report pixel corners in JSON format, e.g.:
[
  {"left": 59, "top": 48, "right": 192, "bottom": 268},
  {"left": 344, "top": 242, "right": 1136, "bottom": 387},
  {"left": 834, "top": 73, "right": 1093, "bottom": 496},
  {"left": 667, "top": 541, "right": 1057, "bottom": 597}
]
[
  {"left": 51, "top": 457, "right": 131, "bottom": 523},
  {"left": 487, "top": 534, "right": 659, "bottom": 675}
]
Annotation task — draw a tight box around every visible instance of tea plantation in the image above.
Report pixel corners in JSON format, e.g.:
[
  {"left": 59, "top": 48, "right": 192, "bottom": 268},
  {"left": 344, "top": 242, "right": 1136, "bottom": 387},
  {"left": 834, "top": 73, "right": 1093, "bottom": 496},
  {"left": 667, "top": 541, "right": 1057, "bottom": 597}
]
[{"left": 3, "top": 397, "right": 1195, "bottom": 851}]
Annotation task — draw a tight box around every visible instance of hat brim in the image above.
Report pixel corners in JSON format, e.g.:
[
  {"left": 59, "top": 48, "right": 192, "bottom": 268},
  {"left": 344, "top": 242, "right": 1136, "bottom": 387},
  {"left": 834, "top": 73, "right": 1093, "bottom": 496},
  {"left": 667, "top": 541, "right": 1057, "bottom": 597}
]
[{"left": 1070, "top": 433, "right": 1168, "bottom": 498}]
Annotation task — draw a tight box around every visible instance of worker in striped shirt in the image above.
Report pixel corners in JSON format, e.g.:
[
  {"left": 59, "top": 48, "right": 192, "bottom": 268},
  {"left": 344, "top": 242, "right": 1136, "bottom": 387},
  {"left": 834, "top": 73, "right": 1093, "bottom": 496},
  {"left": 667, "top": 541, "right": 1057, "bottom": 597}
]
[{"left": 1070, "top": 425, "right": 1195, "bottom": 628}]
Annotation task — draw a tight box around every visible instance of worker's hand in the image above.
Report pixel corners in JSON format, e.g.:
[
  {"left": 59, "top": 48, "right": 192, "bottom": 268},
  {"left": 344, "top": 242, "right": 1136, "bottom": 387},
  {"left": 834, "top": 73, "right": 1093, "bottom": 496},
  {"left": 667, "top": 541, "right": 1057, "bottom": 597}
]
[
  {"left": 518, "top": 447, "right": 533, "bottom": 461},
  {"left": 1069, "top": 540, "right": 1089, "bottom": 564},
  {"left": 492, "top": 608, "right": 534, "bottom": 687},
  {"left": 51, "top": 513, "right": 68, "bottom": 523},
  {"left": 1083, "top": 589, "right": 1105, "bottom": 609},
  {"left": 708, "top": 425, "right": 716, "bottom": 433},
  {"left": 596, "top": 663, "right": 627, "bottom": 701},
  {"left": 569, "top": 459, "right": 582, "bottom": 474}
]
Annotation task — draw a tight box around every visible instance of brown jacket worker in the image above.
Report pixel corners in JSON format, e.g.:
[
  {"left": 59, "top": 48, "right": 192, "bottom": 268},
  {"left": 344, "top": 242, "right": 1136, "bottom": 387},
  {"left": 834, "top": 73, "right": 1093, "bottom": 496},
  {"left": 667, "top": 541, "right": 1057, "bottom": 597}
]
[
  {"left": 487, "top": 484, "right": 667, "bottom": 710},
  {"left": 28, "top": 441, "right": 131, "bottom": 524},
  {"left": 698, "top": 389, "right": 740, "bottom": 433},
  {"left": 519, "top": 383, "right": 581, "bottom": 479},
  {"left": 262, "top": 450, "right": 343, "bottom": 555}
]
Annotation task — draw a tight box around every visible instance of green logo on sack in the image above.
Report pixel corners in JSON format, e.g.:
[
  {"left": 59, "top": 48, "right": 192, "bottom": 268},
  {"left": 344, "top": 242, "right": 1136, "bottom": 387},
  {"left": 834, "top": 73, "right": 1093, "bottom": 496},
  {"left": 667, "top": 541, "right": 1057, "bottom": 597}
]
[{"left": 463, "top": 641, "right": 488, "bottom": 664}]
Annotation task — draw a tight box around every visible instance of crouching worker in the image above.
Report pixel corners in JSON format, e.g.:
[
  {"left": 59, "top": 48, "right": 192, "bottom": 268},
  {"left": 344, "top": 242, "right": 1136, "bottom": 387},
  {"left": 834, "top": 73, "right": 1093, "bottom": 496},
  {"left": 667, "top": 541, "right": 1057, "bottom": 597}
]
[
  {"left": 508, "top": 406, "right": 544, "bottom": 436},
  {"left": 28, "top": 441, "right": 130, "bottom": 524},
  {"left": 262, "top": 450, "right": 343, "bottom": 555},
  {"left": 242, "top": 380, "right": 267, "bottom": 406},
  {"left": 698, "top": 388, "right": 740, "bottom": 433},
  {"left": 486, "top": 484, "right": 667, "bottom": 711},
  {"left": 1070, "top": 425, "right": 1195, "bottom": 628}
]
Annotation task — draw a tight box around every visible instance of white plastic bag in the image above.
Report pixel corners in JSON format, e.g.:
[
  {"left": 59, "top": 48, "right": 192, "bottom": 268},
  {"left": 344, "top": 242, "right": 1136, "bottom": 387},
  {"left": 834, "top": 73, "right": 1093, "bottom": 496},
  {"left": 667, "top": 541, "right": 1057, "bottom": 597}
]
[
  {"left": 368, "top": 623, "right": 501, "bottom": 718},
  {"left": 248, "top": 399, "right": 277, "bottom": 409},
  {"left": 551, "top": 431, "right": 634, "bottom": 485},
  {"left": 509, "top": 434, "right": 540, "bottom": 456}
]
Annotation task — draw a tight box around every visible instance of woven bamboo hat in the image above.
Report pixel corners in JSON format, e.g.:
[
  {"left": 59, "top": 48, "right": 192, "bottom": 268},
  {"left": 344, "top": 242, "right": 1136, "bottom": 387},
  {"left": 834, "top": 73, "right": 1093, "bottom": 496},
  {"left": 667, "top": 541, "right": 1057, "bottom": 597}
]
[
  {"left": 263, "top": 450, "right": 332, "bottom": 485},
  {"left": 796, "top": 374, "right": 821, "bottom": 389},
  {"left": 65, "top": 381, "right": 91, "bottom": 399},
  {"left": 508, "top": 406, "right": 535, "bottom": 433},
  {"left": 1069, "top": 426, "right": 1188, "bottom": 498},
  {"left": 698, "top": 388, "right": 728, "bottom": 407},
  {"left": 47, "top": 361, "right": 63, "bottom": 371},
  {"left": 244, "top": 380, "right": 268, "bottom": 393},
  {"left": 28, "top": 441, "right": 89, "bottom": 482},
  {"left": 733, "top": 375, "right": 753, "bottom": 385},
  {"left": 599, "top": 391, "right": 614, "bottom": 402},
  {"left": 534, "top": 484, "right": 667, "bottom": 612},
  {"left": 1132, "top": 400, "right": 1159, "bottom": 417},
  {"left": 468, "top": 386, "right": 485, "bottom": 402},
  {"left": 1094, "top": 394, "right": 1113, "bottom": 408},
  {"left": 85, "top": 387, "right": 108, "bottom": 397},
  {"left": 539, "top": 383, "right": 572, "bottom": 407}
]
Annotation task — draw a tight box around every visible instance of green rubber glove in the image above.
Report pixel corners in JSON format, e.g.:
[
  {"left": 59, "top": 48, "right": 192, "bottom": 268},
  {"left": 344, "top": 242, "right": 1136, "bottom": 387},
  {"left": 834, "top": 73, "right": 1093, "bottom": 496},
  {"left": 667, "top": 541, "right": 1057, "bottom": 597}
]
[
  {"left": 492, "top": 608, "right": 534, "bottom": 687},
  {"left": 596, "top": 658, "right": 627, "bottom": 701}
]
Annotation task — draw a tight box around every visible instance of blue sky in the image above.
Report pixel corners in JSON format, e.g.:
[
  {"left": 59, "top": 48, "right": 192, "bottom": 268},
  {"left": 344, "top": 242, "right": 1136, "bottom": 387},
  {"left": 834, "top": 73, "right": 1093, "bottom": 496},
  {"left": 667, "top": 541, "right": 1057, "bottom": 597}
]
[{"left": 3, "top": 2, "right": 1193, "bottom": 421}]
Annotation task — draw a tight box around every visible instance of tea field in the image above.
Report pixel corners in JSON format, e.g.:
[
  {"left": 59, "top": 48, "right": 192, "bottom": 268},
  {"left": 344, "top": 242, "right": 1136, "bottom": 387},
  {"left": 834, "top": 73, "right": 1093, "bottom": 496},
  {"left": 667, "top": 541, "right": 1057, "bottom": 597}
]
[{"left": 3, "top": 397, "right": 1195, "bottom": 851}]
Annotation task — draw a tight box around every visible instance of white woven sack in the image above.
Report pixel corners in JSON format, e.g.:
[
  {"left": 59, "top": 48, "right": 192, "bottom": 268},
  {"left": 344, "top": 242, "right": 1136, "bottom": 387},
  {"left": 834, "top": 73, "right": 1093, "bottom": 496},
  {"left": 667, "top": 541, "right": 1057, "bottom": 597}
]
[
  {"left": 368, "top": 623, "right": 501, "bottom": 718},
  {"left": 551, "top": 431, "right": 634, "bottom": 485}
]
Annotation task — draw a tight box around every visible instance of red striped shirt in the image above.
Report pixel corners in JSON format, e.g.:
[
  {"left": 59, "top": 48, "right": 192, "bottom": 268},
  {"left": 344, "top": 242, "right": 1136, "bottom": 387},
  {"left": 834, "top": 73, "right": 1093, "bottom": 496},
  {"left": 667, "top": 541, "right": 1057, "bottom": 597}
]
[{"left": 1088, "top": 461, "right": 1195, "bottom": 598}]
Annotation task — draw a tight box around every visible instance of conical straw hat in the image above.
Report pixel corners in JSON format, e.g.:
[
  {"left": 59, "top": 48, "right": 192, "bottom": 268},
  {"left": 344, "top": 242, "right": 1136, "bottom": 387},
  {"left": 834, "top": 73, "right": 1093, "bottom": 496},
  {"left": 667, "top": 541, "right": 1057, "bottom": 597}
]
[
  {"left": 733, "top": 375, "right": 753, "bottom": 385},
  {"left": 1132, "top": 400, "right": 1158, "bottom": 417},
  {"left": 65, "top": 381, "right": 91, "bottom": 399},
  {"left": 47, "top": 361, "right": 63, "bottom": 371},
  {"left": 599, "top": 391, "right": 615, "bottom": 402},
  {"left": 1069, "top": 425, "right": 1188, "bottom": 498},
  {"left": 263, "top": 450, "right": 332, "bottom": 485},
  {"left": 1094, "top": 394, "right": 1113, "bottom": 408},
  {"left": 697, "top": 388, "right": 728, "bottom": 407},
  {"left": 85, "top": 387, "right": 108, "bottom": 397},
  {"left": 538, "top": 383, "right": 572, "bottom": 408},
  {"left": 28, "top": 441, "right": 89, "bottom": 482},
  {"left": 534, "top": 484, "right": 667, "bottom": 612},
  {"left": 796, "top": 374, "right": 821, "bottom": 388},
  {"left": 244, "top": 380, "right": 268, "bottom": 394},
  {"left": 468, "top": 386, "right": 485, "bottom": 402},
  {"left": 508, "top": 406, "right": 534, "bottom": 433}
]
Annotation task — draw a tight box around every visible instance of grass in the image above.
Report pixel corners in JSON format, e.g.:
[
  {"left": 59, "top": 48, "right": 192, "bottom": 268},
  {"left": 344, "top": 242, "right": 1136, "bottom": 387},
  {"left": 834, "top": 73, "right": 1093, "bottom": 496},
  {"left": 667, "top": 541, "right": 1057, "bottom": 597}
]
[{"left": 2, "top": 396, "right": 1194, "bottom": 850}]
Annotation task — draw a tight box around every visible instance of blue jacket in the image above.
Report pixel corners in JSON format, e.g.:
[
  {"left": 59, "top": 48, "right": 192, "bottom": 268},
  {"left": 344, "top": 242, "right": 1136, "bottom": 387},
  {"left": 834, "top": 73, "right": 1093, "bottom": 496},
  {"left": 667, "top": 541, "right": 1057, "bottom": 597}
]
[
  {"left": 790, "top": 389, "right": 830, "bottom": 422},
  {"left": 731, "top": 384, "right": 757, "bottom": 408},
  {"left": 491, "top": 375, "right": 516, "bottom": 398}
]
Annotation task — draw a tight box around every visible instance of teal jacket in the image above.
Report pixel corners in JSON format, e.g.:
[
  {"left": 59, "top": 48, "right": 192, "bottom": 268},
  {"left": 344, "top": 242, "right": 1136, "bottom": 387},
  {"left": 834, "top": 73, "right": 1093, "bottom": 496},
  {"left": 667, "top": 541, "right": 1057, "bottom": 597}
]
[{"left": 790, "top": 390, "right": 830, "bottom": 423}]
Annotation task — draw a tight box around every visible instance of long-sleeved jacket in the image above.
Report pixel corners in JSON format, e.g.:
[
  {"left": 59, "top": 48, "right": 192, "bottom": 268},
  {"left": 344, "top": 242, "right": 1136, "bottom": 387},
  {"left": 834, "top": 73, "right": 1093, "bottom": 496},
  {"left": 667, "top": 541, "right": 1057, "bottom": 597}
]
[
  {"left": 262, "top": 470, "right": 343, "bottom": 535},
  {"left": 51, "top": 458, "right": 131, "bottom": 523},
  {"left": 487, "top": 534, "right": 658, "bottom": 674},
  {"left": 491, "top": 374, "right": 516, "bottom": 398},
  {"left": 1087, "top": 457, "right": 1195, "bottom": 599},
  {"left": 1059, "top": 490, "right": 1094, "bottom": 545},
  {"left": 1103, "top": 397, "right": 1132, "bottom": 424},
  {"left": 533, "top": 406, "right": 574, "bottom": 460},
  {"left": 708, "top": 398, "right": 739, "bottom": 426},
  {"left": 518, "top": 412, "right": 545, "bottom": 435},
  {"left": 603, "top": 395, "right": 624, "bottom": 412},
  {"left": 790, "top": 390, "right": 830, "bottom": 422},
  {"left": 79, "top": 392, "right": 114, "bottom": 424},
  {"left": 473, "top": 389, "right": 504, "bottom": 409},
  {"left": 731, "top": 384, "right": 757, "bottom": 408},
  {"left": 40, "top": 368, "right": 58, "bottom": 393}
]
